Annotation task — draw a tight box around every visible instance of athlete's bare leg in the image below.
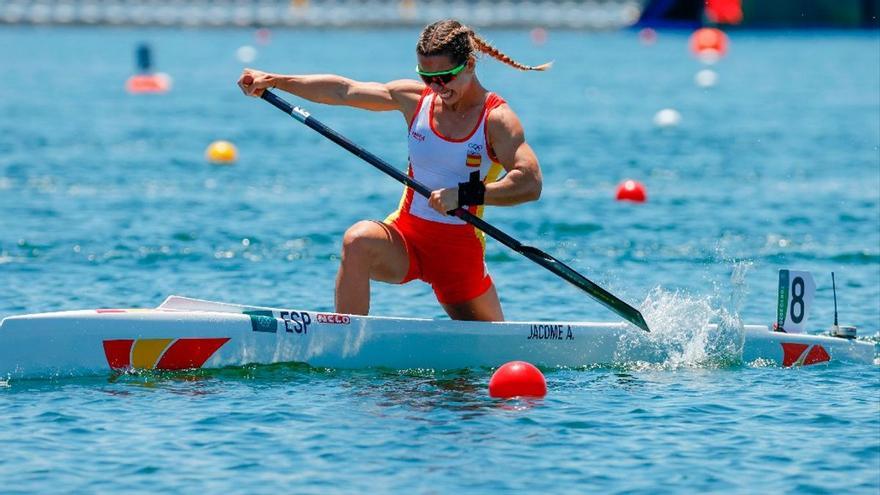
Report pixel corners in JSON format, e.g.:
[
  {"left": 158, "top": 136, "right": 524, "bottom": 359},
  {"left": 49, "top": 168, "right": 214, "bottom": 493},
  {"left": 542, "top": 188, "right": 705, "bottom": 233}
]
[
  {"left": 441, "top": 284, "right": 504, "bottom": 322},
  {"left": 335, "top": 220, "right": 409, "bottom": 315}
]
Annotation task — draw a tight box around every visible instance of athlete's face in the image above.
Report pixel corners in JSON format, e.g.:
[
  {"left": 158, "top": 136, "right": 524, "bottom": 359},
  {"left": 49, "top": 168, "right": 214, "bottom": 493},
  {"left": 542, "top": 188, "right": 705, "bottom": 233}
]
[{"left": 416, "top": 54, "right": 473, "bottom": 104}]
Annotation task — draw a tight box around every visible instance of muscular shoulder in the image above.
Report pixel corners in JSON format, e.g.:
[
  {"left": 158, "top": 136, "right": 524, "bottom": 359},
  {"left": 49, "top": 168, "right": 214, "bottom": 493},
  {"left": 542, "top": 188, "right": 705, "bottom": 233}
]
[
  {"left": 385, "top": 79, "right": 426, "bottom": 105},
  {"left": 385, "top": 78, "right": 425, "bottom": 94},
  {"left": 385, "top": 78, "right": 427, "bottom": 120},
  {"left": 486, "top": 103, "right": 525, "bottom": 143}
]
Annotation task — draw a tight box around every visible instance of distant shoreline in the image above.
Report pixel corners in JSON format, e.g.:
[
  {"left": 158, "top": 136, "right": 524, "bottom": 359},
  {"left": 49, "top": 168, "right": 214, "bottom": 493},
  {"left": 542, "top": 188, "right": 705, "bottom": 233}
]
[{"left": 0, "top": 0, "right": 642, "bottom": 30}]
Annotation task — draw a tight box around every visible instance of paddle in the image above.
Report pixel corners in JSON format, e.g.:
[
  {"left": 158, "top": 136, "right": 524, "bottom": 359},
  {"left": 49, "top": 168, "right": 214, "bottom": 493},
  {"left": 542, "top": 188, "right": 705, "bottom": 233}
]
[{"left": 245, "top": 80, "right": 650, "bottom": 332}]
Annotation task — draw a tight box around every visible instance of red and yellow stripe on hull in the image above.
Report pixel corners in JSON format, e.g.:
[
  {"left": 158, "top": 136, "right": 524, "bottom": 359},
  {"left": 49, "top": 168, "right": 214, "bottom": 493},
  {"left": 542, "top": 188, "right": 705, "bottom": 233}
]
[{"left": 103, "top": 337, "right": 230, "bottom": 371}]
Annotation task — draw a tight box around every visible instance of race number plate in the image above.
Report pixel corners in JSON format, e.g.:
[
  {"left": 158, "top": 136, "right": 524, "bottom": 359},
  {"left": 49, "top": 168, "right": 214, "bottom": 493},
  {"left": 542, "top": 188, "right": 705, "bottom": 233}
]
[{"left": 776, "top": 269, "right": 815, "bottom": 333}]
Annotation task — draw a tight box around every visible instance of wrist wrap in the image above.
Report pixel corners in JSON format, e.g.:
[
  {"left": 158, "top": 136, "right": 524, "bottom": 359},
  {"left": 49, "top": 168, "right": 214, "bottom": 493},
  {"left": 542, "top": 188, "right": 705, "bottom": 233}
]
[{"left": 457, "top": 171, "right": 485, "bottom": 207}]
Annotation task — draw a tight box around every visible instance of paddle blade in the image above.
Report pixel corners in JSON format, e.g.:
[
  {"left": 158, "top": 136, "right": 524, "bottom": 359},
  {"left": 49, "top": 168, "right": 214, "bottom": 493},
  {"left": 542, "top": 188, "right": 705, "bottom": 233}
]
[{"left": 517, "top": 246, "right": 650, "bottom": 332}]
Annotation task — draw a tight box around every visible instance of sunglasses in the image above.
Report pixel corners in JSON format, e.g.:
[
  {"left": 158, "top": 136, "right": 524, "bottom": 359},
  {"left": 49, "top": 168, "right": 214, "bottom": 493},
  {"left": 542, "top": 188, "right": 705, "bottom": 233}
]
[{"left": 416, "top": 62, "right": 466, "bottom": 86}]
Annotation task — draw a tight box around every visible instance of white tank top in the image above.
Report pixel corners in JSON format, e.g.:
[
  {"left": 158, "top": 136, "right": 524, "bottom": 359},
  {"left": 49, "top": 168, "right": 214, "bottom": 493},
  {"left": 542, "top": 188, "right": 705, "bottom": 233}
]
[{"left": 387, "top": 88, "right": 507, "bottom": 225}]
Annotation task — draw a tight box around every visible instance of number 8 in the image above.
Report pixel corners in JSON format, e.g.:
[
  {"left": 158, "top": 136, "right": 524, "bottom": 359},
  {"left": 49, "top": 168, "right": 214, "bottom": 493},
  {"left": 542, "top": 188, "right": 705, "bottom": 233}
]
[{"left": 790, "top": 276, "right": 805, "bottom": 324}]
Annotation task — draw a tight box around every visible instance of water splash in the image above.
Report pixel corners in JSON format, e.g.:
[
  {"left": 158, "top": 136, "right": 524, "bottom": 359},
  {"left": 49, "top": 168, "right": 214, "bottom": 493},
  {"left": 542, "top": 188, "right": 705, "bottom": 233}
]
[
  {"left": 725, "top": 260, "right": 753, "bottom": 317},
  {"left": 616, "top": 284, "right": 746, "bottom": 370}
]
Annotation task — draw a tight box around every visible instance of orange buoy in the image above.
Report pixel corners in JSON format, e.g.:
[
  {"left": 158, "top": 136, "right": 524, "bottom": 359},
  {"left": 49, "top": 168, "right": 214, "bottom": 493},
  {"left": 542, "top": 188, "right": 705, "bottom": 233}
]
[
  {"left": 616, "top": 179, "right": 647, "bottom": 203},
  {"left": 689, "top": 27, "right": 729, "bottom": 62},
  {"left": 125, "top": 73, "right": 171, "bottom": 94},
  {"left": 488, "top": 361, "right": 547, "bottom": 398}
]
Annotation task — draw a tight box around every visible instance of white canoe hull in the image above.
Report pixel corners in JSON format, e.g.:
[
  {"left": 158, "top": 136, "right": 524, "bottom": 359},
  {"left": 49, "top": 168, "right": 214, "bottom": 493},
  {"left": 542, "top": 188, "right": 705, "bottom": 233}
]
[{"left": 0, "top": 296, "right": 874, "bottom": 379}]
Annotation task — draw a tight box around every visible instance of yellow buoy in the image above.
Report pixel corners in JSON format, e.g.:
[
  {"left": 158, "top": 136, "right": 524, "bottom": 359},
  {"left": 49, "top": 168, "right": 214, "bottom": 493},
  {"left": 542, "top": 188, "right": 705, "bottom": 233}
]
[{"left": 205, "top": 140, "right": 237, "bottom": 164}]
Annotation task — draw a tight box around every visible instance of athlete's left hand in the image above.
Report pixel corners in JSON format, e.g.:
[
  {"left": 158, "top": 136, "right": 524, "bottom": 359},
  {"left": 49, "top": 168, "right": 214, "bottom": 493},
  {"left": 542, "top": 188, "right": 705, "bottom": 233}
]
[
  {"left": 238, "top": 68, "right": 274, "bottom": 97},
  {"left": 429, "top": 187, "right": 459, "bottom": 215}
]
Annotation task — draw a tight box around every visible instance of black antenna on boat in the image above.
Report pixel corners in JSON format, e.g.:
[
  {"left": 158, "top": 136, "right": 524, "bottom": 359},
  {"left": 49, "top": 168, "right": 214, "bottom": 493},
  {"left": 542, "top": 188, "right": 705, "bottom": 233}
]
[
  {"left": 829, "top": 272, "right": 857, "bottom": 339},
  {"left": 831, "top": 272, "right": 838, "bottom": 327}
]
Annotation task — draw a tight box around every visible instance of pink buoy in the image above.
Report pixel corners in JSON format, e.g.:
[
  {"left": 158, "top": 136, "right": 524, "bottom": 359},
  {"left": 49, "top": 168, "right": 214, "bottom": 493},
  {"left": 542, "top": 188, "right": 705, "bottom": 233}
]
[
  {"left": 530, "top": 27, "right": 548, "bottom": 46},
  {"left": 638, "top": 27, "right": 657, "bottom": 45},
  {"left": 488, "top": 361, "right": 547, "bottom": 398},
  {"left": 255, "top": 27, "right": 272, "bottom": 45},
  {"left": 615, "top": 179, "right": 647, "bottom": 203}
]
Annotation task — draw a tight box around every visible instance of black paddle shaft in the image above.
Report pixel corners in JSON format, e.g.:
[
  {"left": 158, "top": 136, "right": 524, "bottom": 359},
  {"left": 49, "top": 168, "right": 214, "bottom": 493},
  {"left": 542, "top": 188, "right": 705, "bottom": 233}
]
[{"left": 257, "top": 89, "right": 650, "bottom": 332}]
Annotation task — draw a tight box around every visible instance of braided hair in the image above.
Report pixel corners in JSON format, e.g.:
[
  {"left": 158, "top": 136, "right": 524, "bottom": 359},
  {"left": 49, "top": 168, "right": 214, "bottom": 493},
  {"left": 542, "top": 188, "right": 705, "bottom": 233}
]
[{"left": 416, "top": 19, "right": 552, "bottom": 72}]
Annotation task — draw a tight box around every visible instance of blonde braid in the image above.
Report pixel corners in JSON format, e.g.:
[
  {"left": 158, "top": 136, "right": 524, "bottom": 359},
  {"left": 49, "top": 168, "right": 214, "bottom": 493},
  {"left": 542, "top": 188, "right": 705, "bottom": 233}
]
[{"left": 469, "top": 31, "right": 552, "bottom": 71}]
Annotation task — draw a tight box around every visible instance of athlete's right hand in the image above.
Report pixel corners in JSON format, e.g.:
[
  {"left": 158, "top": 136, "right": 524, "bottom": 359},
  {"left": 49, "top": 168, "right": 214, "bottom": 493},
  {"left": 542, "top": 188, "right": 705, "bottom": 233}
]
[
  {"left": 238, "top": 68, "right": 274, "bottom": 97},
  {"left": 429, "top": 187, "right": 459, "bottom": 216}
]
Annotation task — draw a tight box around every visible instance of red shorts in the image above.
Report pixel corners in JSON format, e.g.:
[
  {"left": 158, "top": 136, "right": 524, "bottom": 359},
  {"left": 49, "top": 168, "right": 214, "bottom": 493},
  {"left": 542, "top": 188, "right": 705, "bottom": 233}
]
[{"left": 387, "top": 213, "right": 493, "bottom": 305}]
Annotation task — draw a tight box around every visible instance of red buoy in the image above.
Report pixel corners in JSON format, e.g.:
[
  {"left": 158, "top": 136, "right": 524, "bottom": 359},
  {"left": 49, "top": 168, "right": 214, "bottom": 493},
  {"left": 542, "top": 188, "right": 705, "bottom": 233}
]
[
  {"left": 615, "top": 179, "right": 647, "bottom": 203},
  {"left": 689, "top": 28, "right": 729, "bottom": 62},
  {"left": 488, "top": 361, "right": 547, "bottom": 398}
]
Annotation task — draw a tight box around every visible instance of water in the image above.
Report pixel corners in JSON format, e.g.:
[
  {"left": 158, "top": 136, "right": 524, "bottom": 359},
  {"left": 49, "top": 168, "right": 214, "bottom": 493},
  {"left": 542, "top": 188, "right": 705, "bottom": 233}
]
[{"left": 1, "top": 26, "right": 879, "bottom": 493}]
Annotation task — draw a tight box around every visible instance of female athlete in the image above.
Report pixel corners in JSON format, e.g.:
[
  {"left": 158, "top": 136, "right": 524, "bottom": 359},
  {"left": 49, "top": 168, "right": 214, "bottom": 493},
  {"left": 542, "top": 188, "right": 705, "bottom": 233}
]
[{"left": 238, "top": 19, "right": 549, "bottom": 321}]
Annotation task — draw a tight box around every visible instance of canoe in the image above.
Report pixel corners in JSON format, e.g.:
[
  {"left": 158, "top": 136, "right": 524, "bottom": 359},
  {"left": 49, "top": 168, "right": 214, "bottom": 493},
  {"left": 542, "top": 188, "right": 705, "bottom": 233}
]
[{"left": 0, "top": 295, "right": 874, "bottom": 379}]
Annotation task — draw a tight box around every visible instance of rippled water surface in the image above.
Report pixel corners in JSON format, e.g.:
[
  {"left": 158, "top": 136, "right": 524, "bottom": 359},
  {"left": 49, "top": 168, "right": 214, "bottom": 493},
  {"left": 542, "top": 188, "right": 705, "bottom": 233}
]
[{"left": 1, "top": 27, "right": 879, "bottom": 494}]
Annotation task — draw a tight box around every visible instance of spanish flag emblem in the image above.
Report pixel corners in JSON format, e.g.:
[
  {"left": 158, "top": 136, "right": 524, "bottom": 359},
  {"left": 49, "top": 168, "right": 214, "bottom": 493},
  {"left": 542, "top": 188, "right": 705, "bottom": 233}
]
[{"left": 466, "top": 153, "right": 481, "bottom": 168}]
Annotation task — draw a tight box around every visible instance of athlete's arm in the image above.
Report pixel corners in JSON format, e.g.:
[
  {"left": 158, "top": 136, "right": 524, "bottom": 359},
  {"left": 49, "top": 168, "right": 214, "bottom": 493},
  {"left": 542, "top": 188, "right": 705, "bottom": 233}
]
[
  {"left": 427, "top": 104, "right": 542, "bottom": 214},
  {"left": 483, "top": 105, "right": 543, "bottom": 206},
  {"left": 238, "top": 68, "right": 424, "bottom": 118}
]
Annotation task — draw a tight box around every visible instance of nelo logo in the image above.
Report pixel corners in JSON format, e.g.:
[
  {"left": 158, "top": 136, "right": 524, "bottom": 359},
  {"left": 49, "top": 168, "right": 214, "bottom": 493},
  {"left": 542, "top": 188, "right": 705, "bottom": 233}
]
[
  {"left": 411, "top": 131, "right": 425, "bottom": 142},
  {"left": 317, "top": 313, "right": 351, "bottom": 324}
]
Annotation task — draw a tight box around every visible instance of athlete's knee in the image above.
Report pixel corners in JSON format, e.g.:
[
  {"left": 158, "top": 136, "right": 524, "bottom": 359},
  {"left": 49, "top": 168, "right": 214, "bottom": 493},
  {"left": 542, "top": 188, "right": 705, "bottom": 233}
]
[{"left": 341, "top": 221, "right": 384, "bottom": 260}]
